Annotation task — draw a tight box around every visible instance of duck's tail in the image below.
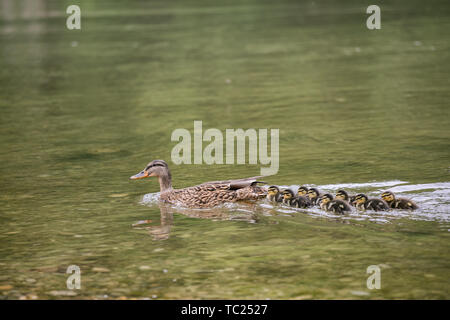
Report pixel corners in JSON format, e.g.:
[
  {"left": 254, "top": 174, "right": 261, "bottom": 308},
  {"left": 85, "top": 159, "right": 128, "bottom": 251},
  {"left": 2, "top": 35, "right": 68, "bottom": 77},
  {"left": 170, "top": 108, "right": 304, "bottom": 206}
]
[{"left": 236, "top": 184, "right": 267, "bottom": 200}]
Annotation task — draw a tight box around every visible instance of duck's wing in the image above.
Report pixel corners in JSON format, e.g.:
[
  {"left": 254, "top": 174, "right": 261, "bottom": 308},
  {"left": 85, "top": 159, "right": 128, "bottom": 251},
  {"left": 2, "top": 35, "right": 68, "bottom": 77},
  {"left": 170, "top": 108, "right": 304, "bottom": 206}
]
[{"left": 199, "top": 176, "right": 267, "bottom": 190}]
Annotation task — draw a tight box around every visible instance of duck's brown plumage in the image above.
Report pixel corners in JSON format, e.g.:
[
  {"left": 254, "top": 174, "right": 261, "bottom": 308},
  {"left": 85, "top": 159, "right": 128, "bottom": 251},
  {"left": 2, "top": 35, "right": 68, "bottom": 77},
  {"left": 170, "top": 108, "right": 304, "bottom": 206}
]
[{"left": 131, "top": 160, "right": 267, "bottom": 208}]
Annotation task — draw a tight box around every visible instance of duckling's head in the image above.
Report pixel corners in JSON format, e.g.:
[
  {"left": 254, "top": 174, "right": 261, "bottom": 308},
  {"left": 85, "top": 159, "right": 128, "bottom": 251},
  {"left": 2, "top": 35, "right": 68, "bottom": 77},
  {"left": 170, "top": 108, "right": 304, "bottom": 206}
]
[
  {"left": 297, "top": 186, "right": 309, "bottom": 196},
  {"left": 381, "top": 191, "right": 395, "bottom": 203},
  {"left": 130, "top": 160, "right": 171, "bottom": 180},
  {"left": 307, "top": 188, "right": 320, "bottom": 199},
  {"left": 267, "top": 186, "right": 280, "bottom": 196},
  {"left": 281, "top": 189, "right": 295, "bottom": 201},
  {"left": 319, "top": 193, "right": 333, "bottom": 205},
  {"left": 354, "top": 194, "right": 368, "bottom": 205},
  {"left": 335, "top": 190, "right": 349, "bottom": 201}
]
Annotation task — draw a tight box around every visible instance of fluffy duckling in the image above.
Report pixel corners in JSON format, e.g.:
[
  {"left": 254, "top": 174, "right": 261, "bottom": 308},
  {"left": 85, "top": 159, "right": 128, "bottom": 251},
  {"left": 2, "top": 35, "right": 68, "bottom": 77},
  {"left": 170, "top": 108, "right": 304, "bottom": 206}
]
[
  {"left": 281, "top": 189, "right": 296, "bottom": 206},
  {"left": 307, "top": 188, "right": 322, "bottom": 205},
  {"left": 281, "top": 189, "right": 311, "bottom": 208},
  {"left": 319, "top": 194, "right": 352, "bottom": 214},
  {"left": 335, "top": 190, "right": 356, "bottom": 206},
  {"left": 381, "top": 191, "right": 418, "bottom": 210},
  {"left": 297, "top": 186, "right": 309, "bottom": 197},
  {"left": 295, "top": 189, "right": 312, "bottom": 208},
  {"left": 267, "top": 185, "right": 283, "bottom": 203},
  {"left": 353, "top": 194, "right": 389, "bottom": 211}
]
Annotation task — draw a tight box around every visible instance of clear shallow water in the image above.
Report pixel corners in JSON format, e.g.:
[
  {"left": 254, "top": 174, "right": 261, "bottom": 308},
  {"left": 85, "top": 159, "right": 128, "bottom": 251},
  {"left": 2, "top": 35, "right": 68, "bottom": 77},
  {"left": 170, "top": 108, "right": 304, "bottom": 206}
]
[{"left": 1, "top": 0, "right": 450, "bottom": 299}]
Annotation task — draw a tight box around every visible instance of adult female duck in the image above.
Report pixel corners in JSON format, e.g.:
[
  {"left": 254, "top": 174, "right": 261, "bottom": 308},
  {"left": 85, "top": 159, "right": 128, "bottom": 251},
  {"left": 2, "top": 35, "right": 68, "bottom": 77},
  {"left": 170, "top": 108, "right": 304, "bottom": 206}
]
[{"left": 130, "top": 160, "right": 267, "bottom": 208}]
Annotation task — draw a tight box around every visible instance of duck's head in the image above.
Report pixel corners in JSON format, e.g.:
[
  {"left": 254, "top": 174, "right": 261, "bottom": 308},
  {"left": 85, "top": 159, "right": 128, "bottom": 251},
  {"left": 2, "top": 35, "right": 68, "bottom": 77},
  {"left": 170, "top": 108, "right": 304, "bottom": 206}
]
[
  {"left": 297, "top": 186, "right": 309, "bottom": 196},
  {"left": 335, "top": 190, "right": 349, "bottom": 201},
  {"left": 267, "top": 186, "right": 280, "bottom": 196},
  {"left": 281, "top": 189, "right": 295, "bottom": 201},
  {"left": 319, "top": 193, "right": 333, "bottom": 205},
  {"left": 354, "top": 194, "right": 368, "bottom": 205},
  {"left": 307, "top": 188, "right": 320, "bottom": 199},
  {"left": 381, "top": 191, "right": 395, "bottom": 203},
  {"left": 130, "top": 160, "right": 171, "bottom": 180}
]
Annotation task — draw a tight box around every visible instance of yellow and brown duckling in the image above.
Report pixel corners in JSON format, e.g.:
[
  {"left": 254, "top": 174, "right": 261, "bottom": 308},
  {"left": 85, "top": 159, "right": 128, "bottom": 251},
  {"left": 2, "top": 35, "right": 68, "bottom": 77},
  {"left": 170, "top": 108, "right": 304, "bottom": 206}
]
[
  {"left": 353, "top": 194, "right": 389, "bottom": 211},
  {"left": 267, "top": 185, "right": 283, "bottom": 203},
  {"left": 296, "top": 186, "right": 312, "bottom": 207},
  {"left": 307, "top": 187, "right": 322, "bottom": 205},
  {"left": 130, "top": 160, "right": 267, "bottom": 208},
  {"left": 381, "top": 191, "right": 418, "bottom": 210},
  {"left": 335, "top": 189, "right": 356, "bottom": 207},
  {"left": 297, "top": 186, "right": 309, "bottom": 197},
  {"left": 281, "top": 189, "right": 311, "bottom": 208},
  {"left": 319, "top": 194, "right": 352, "bottom": 214}
]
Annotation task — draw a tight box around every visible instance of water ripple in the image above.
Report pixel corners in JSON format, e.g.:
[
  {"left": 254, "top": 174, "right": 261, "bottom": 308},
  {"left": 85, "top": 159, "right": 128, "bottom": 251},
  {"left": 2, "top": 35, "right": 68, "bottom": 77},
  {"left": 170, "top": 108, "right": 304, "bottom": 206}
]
[{"left": 139, "top": 181, "right": 450, "bottom": 225}]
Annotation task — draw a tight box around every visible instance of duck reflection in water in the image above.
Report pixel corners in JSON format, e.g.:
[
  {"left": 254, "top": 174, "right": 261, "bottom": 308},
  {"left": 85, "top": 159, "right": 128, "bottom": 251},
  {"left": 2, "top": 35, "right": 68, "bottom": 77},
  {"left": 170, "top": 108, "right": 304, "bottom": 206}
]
[{"left": 132, "top": 201, "right": 262, "bottom": 240}]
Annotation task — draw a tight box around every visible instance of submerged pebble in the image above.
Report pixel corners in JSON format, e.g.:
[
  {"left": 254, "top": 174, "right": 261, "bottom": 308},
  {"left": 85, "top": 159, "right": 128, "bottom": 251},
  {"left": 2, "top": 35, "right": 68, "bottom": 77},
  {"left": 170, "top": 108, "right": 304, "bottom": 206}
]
[
  {"left": 350, "top": 290, "right": 370, "bottom": 296},
  {"left": 49, "top": 290, "right": 77, "bottom": 297},
  {"left": 92, "top": 267, "right": 111, "bottom": 273},
  {"left": 0, "top": 285, "right": 13, "bottom": 291}
]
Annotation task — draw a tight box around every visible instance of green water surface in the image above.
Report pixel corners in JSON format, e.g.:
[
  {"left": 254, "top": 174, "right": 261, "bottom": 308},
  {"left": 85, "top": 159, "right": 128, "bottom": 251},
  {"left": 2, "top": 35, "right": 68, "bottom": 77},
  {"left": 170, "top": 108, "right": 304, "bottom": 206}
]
[{"left": 0, "top": 0, "right": 449, "bottom": 299}]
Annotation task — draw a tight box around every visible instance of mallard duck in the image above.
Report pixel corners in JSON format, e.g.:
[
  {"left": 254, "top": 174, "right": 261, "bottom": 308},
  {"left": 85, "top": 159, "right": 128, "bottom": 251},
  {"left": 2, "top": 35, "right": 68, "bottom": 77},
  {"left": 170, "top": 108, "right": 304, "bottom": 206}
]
[
  {"left": 267, "top": 185, "right": 283, "bottom": 203},
  {"left": 307, "top": 187, "right": 322, "bottom": 205},
  {"left": 281, "top": 189, "right": 296, "bottom": 206},
  {"left": 297, "top": 186, "right": 309, "bottom": 197},
  {"left": 381, "top": 191, "right": 418, "bottom": 210},
  {"left": 319, "top": 194, "right": 352, "bottom": 214},
  {"left": 335, "top": 189, "right": 356, "bottom": 206},
  {"left": 281, "top": 189, "right": 310, "bottom": 208},
  {"left": 130, "top": 160, "right": 267, "bottom": 208},
  {"left": 353, "top": 194, "right": 389, "bottom": 211}
]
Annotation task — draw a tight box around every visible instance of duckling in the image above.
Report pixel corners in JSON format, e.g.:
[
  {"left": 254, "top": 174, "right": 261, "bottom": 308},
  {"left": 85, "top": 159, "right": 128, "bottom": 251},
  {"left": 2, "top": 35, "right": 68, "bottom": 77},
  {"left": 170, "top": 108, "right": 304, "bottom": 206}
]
[
  {"left": 335, "top": 189, "right": 356, "bottom": 207},
  {"left": 281, "top": 189, "right": 295, "bottom": 206},
  {"left": 297, "top": 186, "right": 309, "bottom": 197},
  {"left": 296, "top": 186, "right": 312, "bottom": 207},
  {"left": 307, "top": 188, "right": 322, "bottom": 205},
  {"left": 353, "top": 194, "right": 389, "bottom": 211},
  {"left": 281, "top": 189, "right": 310, "bottom": 208},
  {"left": 381, "top": 191, "right": 418, "bottom": 210},
  {"left": 267, "top": 185, "right": 283, "bottom": 203},
  {"left": 319, "top": 194, "right": 352, "bottom": 214}
]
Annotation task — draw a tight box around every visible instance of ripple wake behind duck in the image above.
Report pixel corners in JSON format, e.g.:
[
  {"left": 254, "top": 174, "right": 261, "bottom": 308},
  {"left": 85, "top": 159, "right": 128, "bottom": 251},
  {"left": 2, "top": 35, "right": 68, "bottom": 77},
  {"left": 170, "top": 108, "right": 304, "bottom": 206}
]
[{"left": 140, "top": 180, "right": 450, "bottom": 225}]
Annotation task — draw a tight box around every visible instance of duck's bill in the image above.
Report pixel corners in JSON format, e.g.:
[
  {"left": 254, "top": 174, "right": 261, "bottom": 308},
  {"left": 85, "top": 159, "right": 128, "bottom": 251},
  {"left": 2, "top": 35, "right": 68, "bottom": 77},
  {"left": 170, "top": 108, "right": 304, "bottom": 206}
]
[{"left": 130, "top": 171, "right": 149, "bottom": 180}]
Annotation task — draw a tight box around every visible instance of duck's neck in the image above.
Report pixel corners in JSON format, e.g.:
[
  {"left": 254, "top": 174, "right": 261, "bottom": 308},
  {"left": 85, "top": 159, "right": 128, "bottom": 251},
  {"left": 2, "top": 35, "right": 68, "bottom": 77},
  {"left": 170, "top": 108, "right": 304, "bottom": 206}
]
[{"left": 158, "top": 172, "right": 173, "bottom": 193}]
